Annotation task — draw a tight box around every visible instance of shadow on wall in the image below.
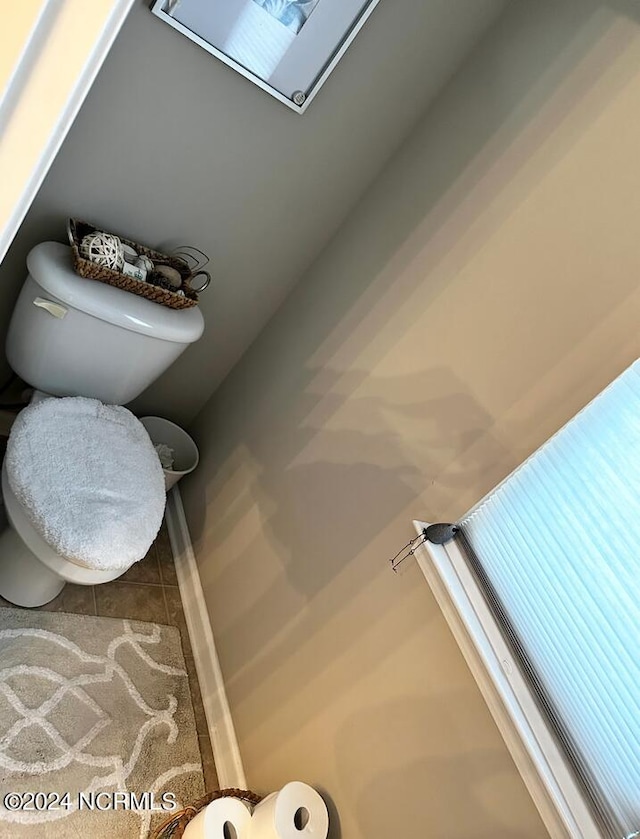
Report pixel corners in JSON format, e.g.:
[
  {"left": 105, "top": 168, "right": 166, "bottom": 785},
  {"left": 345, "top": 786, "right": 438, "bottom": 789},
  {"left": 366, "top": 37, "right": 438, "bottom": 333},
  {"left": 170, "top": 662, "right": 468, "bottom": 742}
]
[
  {"left": 342, "top": 695, "right": 547, "bottom": 839},
  {"left": 181, "top": 8, "right": 640, "bottom": 835},
  {"left": 179, "top": 2, "right": 640, "bottom": 836},
  {"left": 186, "top": 0, "right": 640, "bottom": 552},
  {"left": 196, "top": 366, "right": 511, "bottom": 687}
]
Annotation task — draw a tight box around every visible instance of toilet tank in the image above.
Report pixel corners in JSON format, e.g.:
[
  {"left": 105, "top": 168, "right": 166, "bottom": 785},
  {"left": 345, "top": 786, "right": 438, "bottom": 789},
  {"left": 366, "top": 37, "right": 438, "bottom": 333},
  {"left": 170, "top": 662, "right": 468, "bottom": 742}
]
[{"left": 6, "top": 242, "right": 205, "bottom": 405}]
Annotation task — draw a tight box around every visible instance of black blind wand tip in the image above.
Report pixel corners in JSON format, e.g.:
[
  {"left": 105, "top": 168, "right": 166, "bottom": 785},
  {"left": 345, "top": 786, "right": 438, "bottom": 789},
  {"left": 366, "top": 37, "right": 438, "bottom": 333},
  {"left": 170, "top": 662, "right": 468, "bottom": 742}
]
[{"left": 423, "top": 523, "right": 459, "bottom": 545}]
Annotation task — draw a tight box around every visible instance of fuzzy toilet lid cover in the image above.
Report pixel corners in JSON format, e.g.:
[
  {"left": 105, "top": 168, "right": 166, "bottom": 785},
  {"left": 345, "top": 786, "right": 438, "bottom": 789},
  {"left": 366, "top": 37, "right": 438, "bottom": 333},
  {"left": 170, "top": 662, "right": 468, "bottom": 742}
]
[{"left": 6, "top": 397, "right": 165, "bottom": 571}]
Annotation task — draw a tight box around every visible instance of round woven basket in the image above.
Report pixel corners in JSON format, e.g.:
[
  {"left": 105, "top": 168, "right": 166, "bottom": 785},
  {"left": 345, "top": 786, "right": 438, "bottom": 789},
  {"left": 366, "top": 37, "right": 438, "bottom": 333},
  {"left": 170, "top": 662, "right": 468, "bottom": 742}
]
[
  {"left": 68, "top": 219, "right": 200, "bottom": 310},
  {"left": 151, "top": 788, "right": 262, "bottom": 839}
]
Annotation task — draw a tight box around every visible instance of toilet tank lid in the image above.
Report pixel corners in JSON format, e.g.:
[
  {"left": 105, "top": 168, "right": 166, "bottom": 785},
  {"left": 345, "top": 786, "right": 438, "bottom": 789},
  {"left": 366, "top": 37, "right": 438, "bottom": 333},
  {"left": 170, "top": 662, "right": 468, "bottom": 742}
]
[{"left": 26, "top": 242, "right": 205, "bottom": 343}]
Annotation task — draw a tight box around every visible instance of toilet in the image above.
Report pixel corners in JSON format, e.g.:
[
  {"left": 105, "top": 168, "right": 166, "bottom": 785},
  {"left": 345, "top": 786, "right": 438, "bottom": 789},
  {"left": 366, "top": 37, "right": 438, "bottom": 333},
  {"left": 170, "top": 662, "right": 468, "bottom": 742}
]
[{"left": 0, "top": 241, "right": 204, "bottom": 607}]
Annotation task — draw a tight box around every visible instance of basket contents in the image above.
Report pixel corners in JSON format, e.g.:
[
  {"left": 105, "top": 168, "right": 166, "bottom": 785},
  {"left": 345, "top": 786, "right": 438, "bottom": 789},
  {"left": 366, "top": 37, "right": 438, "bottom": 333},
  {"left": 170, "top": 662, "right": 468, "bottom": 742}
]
[
  {"left": 153, "top": 789, "right": 261, "bottom": 839},
  {"left": 68, "top": 219, "right": 210, "bottom": 310},
  {"left": 152, "top": 264, "right": 183, "bottom": 290},
  {"left": 136, "top": 254, "right": 154, "bottom": 273},
  {"left": 79, "top": 231, "right": 124, "bottom": 270},
  {"left": 152, "top": 782, "right": 329, "bottom": 839},
  {"left": 181, "top": 795, "right": 252, "bottom": 838}
]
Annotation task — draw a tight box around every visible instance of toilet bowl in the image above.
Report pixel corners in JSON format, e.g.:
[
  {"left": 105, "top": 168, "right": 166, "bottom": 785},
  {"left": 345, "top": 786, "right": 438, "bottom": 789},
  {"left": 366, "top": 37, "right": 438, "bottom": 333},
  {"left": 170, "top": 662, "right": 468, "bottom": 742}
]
[
  {"left": 0, "top": 395, "right": 167, "bottom": 607},
  {"left": 0, "top": 241, "right": 204, "bottom": 606},
  {"left": 0, "top": 462, "right": 126, "bottom": 607}
]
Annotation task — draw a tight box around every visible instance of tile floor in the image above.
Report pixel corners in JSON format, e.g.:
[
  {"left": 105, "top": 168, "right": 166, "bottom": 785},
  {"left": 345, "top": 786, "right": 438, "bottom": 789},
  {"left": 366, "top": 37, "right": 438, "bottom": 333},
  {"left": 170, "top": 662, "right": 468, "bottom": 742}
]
[{"left": 0, "top": 518, "right": 219, "bottom": 793}]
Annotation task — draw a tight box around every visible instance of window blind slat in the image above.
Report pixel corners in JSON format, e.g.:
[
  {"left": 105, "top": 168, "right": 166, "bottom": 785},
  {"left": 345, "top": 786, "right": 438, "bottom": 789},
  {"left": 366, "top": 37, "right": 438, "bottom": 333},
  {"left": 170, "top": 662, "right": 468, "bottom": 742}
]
[{"left": 459, "top": 360, "right": 640, "bottom": 838}]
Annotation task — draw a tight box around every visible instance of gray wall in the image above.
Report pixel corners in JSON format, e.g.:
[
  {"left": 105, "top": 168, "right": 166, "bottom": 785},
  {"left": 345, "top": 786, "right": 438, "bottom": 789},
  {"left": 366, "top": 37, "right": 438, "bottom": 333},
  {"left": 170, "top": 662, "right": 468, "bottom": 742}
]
[
  {"left": 0, "top": 0, "right": 506, "bottom": 425},
  {"left": 181, "top": 0, "right": 640, "bottom": 836}
]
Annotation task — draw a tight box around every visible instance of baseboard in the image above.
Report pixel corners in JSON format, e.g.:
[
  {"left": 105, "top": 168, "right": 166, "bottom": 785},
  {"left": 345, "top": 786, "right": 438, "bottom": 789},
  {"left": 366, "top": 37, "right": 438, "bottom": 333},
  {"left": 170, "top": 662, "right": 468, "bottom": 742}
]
[{"left": 165, "top": 486, "right": 246, "bottom": 790}]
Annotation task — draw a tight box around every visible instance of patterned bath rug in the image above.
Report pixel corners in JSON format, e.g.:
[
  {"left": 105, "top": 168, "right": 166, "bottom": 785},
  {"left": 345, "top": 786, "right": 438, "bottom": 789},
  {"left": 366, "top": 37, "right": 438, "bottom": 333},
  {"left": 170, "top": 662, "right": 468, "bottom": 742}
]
[{"left": 0, "top": 608, "right": 205, "bottom": 838}]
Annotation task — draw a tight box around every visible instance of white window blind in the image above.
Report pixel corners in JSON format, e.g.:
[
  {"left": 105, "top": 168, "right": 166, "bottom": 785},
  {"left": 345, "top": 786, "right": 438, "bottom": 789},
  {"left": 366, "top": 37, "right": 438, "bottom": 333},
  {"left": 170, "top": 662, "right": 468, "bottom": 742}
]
[{"left": 458, "top": 360, "right": 640, "bottom": 839}]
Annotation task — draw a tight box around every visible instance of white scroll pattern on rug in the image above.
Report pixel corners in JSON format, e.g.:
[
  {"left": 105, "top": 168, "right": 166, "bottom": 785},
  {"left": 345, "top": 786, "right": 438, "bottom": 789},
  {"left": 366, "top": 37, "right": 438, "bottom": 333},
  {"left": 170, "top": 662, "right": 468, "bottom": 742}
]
[{"left": 0, "top": 620, "right": 203, "bottom": 837}]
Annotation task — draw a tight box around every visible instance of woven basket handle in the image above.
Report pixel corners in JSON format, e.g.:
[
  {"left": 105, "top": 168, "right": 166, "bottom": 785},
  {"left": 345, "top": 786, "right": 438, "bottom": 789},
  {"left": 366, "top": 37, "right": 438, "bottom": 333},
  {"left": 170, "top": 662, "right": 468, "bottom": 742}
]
[
  {"left": 66, "top": 218, "right": 76, "bottom": 249},
  {"left": 187, "top": 270, "right": 211, "bottom": 293}
]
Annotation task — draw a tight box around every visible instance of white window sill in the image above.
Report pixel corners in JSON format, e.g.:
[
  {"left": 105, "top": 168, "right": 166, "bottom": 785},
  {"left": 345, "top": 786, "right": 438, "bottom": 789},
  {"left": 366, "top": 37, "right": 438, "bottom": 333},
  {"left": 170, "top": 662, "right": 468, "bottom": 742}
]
[{"left": 413, "top": 520, "right": 602, "bottom": 839}]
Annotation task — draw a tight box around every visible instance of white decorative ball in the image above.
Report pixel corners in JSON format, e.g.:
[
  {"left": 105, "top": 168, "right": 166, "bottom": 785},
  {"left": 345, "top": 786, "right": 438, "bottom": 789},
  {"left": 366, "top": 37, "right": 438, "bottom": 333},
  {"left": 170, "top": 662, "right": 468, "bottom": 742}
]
[{"left": 80, "top": 232, "right": 124, "bottom": 270}]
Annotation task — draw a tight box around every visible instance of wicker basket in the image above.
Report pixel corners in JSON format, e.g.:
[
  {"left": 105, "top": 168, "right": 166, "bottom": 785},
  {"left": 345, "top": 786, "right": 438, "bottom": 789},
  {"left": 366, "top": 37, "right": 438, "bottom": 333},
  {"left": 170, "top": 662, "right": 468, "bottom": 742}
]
[
  {"left": 151, "top": 788, "right": 262, "bottom": 839},
  {"left": 68, "top": 219, "right": 200, "bottom": 310}
]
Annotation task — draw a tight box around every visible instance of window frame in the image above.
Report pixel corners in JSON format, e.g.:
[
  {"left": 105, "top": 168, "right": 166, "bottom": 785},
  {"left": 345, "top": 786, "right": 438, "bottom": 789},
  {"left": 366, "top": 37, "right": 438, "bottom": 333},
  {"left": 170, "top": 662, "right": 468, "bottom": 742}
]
[{"left": 413, "top": 520, "right": 602, "bottom": 839}]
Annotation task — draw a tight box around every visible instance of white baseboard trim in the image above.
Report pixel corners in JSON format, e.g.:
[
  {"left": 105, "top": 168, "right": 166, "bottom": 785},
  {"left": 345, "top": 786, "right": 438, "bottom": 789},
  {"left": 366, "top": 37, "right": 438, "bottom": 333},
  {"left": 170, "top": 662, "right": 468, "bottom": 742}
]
[{"left": 165, "top": 486, "right": 246, "bottom": 790}]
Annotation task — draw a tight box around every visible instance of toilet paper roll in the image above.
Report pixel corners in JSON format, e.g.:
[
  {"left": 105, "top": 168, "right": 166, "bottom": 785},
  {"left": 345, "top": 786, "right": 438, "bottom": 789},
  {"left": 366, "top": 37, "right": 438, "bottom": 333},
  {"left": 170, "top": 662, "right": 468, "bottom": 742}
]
[
  {"left": 183, "top": 796, "right": 252, "bottom": 839},
  {"left": 249, "top": 782, "right": 328, "bottom": 839}
]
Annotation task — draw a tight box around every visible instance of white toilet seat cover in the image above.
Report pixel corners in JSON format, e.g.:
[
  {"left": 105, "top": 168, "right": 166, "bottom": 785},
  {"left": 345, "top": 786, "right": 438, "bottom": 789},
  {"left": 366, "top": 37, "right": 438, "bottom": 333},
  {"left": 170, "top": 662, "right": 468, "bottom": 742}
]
[{"left": 6, "top": 397, "right": 166, "bottom": 571}]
